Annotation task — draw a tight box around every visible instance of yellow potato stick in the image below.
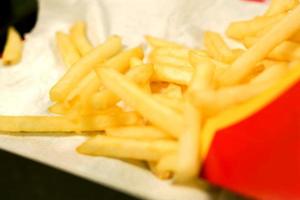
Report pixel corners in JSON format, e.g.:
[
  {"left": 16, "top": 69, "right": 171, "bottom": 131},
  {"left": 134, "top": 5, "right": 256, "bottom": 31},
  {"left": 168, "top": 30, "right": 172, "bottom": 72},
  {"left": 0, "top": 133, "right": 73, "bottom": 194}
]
[
  {"left": 226, "top": 13, "right": 285, "bottom": 40},
  {"left": 92, "top": 64, "right": 153, "bottom": 109},
  {"left": 156, "top": 154, "right": 177, "bottom": 172},
  {"left": 98, "top": 68, "right": 184, "bottom": 138},
  {"left": 150, "top": 55, "right": 191, "bottom": 68},
  {"left": 160, "top": 84, "right": 182, "bottom": 99},
  {"left": 70, "top": 21, "right": 93, "bottom": 55},
  {"left": 77, "top": 74, "right": 102, "bottom": 113},
  {"left": 250, "top": 63, "right": 288, "bottom": 84},
  {"left": 148, "top": 162, "right": 173, "bottom": 179},
  {"left": 175, "top": 100, "right": 202, "bottom": 182},
  {"left": 152, "top": 64, "right": 193, "bottom": 85},
  {"left": 188, "top": 59, "right": 215, "bottom": 93},
  {"left": 2, "top": 26, "right": 23, "bottom": 65},
  {"left": 265, "top": 0, "right": 298, "bottom": 16},
  {"left": 105, "top": 126, "right": 172, "bottom": 140},
  {"left": 0, "top": 112, "right": 140, "bottom": 133},
  {"left": 192, "top": 80, "right": 279, "bottom": 117},
  {"left": 145, "top": 35, "right": 184, "bottom": 48},
  {"left": 242, "top": 36, "right": 257, "bottom": 48},
  {"left": 91, "top": 89, "right": 120, "bottom": 110},
  {"left": 126, "top": 64, "right": 154, "bottom": 85},
  {"left": 153, "top": 94, "right": 185, "bottom": 113},
  {"left": 268, "top": 41, "right": 300, "bottom": 61},
  {"left": 101, "top": 47, "right": 144, "bottom": 72},
  {"left": 189, "top": 50, "right": 228, "bottom": 79},
  {"left": 130, "top": 57, "right": 143, "bottom": 68},
  {"left": 71, "top": 47, "right": 144, "bottom": 106},
  {"left": 220, "top": 5, "right": 300, "bottom": 86},
  {"left": 77, "top": 135, "right": 178, "bottom": 161},
  {"left": 151, "top": 47, "right": 190, "bottom": 60},
  {"left": 50, "top": 36, "right": 122, "bottom": 102},
  {"left": 290, "top": 31, "right": 300, "bottom": 43},
  {"left": 48, "top": 103, "right": 70, "bottom": 115},
  {"left": 56, "top": 32, "right": 81, "bottom": 67},
  {"left": 203, "top": 31, "right": 235, "bottom": 63},
  {"left": 65, "top": 71, "right": 98, "bottom": 105}
]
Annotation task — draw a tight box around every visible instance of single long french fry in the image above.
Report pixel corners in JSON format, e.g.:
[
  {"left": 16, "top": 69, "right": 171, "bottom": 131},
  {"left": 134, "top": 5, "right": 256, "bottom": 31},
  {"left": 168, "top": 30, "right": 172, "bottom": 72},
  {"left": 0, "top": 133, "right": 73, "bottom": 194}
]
[
  {"left": 153, "top": 94, "right": 185, "bottom": 113},
  {"left": 50, "top": 36, "right": 122, "bottom": 102},
  {"left": 160, "top": 84, "right": 182, "bottom": 99},
  {"left": 152, "top": 64, "right": 193, "bottom": 85},
  {"left": 2, "top": 27, "right": 23, "bottom": 65},
  {"left": 150, "top": 55, "right": 191, "bottom": 68},
  {"left": 105, "top": 126, "right": 172, "bottom": 140},
  {"left": 220, "top": 5, "right": 300, "bottom": 86},
  {"left": 77, "top": 135, "right": 178, "bottom": 161},
  {"left": 98, "top": 68, "right": 184, "bottom": 138},
  {"left": 204, "top": 31, "right": 235, "bottom": 63},
  {"left": 148, "top": 162, "right": 173, "bottom": 179},
  {"left": 0, "top": 112, "right": 140, "bottom": 133},
  {"left": 145, "top": 35, "right": 184, "bottom": 48},
  {"left": 56, "top": 32, "right": 81, "bottom": 67},
  {"left": 70, "top": 21, "right": 93, "bottom": 55},
  {"left": 156, "top": 154, "right": 177, "bottom": 172},
  {"left": 92, "top": 64, "right": 153, "bottom": 109},
  {"left": 151, "top": 47, "right": 190, "bottom": 60},
  {"left": 175, "top": 100, "right": 202, "bottom": 182},
  {"left": 48, "top": 103, "right": 70, "bottom": 115},
  {"left": 250, "top": 63, "right": 288, "bottom": 84},
  {"left": 265, "top": 0, "right": 298, "bottom": 16},
  {"left": 226, "top": 13, "right": 285, "bottom": 40},
  {"left": 188, "top": 58, "right": 215, "bottom": 93},
  {"left": 130, "top": 57, "right": 143, "bottom": 68}
]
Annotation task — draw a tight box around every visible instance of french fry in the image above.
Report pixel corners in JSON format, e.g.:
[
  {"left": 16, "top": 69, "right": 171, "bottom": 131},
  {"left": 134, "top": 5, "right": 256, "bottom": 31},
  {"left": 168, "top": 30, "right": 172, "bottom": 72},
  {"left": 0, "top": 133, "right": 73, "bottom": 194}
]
[
  {"left": 152, "top": 64, "right": 193, "bottom": 85},
  {"left": 151, "top": 47, "right": 190, "bottom": 60},
  {"left": 160, "top": 84, "right": 182, "bottom": 99},
  {"left": 145, "top": 35, "right": 184, "bottom": 48},
  {"left": 265, "top": 0, "right": 298, "bottom": 16},
  {"left": 150, "top": 82, "right": 169, "bottom": 93},
  {"left": 50, "top": 36, "right": 122, "bottom": 102},
  {"left": 175, "top": 100, "right": 202, "bottom": 182},
  {"left": 65, "top": 71, "right": 99, "bottom": 106},
  {"left": 153, "top": 94, "right": 185, "bottom": 113},
  {"left": 226, "top": 13, "right": 285, "bottom": 40},
  {"left": 130, "top": 57, "right": 143, "bottom": 68},
  {"left": 48, "top": 103, "right": 70, "bottom": 115},
  {"left": 203, "top": 31, "right": 235, "bottom": 63},
  {"left": 92, "top": 64, "right": 153, "bottom": 109},
  {"left": 220, "top": 5, "right": 300, "bottom": 86},
  {"left": 148, "top": 162, "right": 173, "bottom": 179},
  {"left": 56, "top": 32, "right": 81, "bottom": 68},
  {"left": 0, "top": 112, "right": 140, "bottom": 133},
  {"left": 150, "top": 55, "right": 192, "bottom": 68},
  {"left": 2, "top": 26, "right": 23, "bottom": 65},
  {"left": 98, "top": 68, "right": 184, "bottom": 138},
  {"left": 188, "top": 58, "right": 215, "bottom": 93},
  {"left": 77, "top": 135, "right": 178, "bottom": 161},
  {"left": 189, "top": 50, "right": 228, "bottom": 79},
  {"left": 70, "top": 21, "right": 93, "bottom": 55},
  {"left": 244, "top": 37, "right": 300, "bottom": 61},
  {"left": 250, "top": 63, "right": 288, "bottom": 84},
  {"left": 268, "top": 41, "right": 300, "bottom": 61},
  {"left": 105, "top": 126, "right": 172, "bottom": 140},
  {"left": 73, "top": 47, "right": 143, "bottom": 108},
  {"left": 156, "top": 154, "right": 177, "bottom": 172}
]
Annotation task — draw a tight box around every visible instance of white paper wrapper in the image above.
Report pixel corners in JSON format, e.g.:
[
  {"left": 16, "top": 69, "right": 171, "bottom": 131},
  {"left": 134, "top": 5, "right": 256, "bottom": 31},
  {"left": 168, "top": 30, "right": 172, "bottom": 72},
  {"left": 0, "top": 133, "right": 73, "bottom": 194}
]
[{"left": 0, "top": 0, "right": 268, "bottom": 199}]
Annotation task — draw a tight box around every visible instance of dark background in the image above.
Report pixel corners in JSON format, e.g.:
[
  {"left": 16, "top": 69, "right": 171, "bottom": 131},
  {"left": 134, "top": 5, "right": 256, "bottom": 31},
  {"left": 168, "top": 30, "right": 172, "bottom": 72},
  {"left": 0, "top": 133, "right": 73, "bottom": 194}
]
[{"left": 0, "top": 149, "right": 138, "bottom": 200}]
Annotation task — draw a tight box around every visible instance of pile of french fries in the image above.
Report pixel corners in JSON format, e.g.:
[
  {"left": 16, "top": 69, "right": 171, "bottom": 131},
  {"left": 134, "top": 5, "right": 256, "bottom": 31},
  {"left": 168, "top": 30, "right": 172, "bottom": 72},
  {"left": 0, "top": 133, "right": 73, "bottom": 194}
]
[{"left": 1, "top": 0, "right": 300, "bottom": 181}]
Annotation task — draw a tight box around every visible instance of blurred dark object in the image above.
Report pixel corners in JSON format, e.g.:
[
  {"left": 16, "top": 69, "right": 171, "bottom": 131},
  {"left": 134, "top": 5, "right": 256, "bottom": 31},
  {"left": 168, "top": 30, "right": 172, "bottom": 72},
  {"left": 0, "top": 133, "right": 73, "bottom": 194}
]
[
  {"left": 0, "top": 149, "right": 138, "bottom": 200},
  {"left": 0, "top": 0, "right": 38, "bottom": 52}
]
